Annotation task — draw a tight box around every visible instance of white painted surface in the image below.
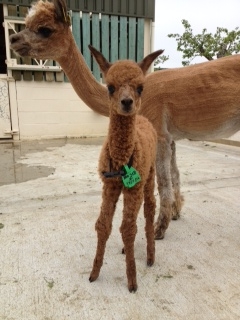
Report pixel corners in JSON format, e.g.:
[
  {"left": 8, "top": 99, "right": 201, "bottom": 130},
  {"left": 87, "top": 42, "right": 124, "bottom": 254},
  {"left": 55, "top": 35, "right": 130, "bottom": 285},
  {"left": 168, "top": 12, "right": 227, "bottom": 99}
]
[
  {"left": 228, "top": 131, "right": 240, "bottom": 141},
  {"left": 0, "top": 78, "right": 11, "bottom": 138},
  {"left": 4, "top": 78, "right": 240, "bottom": 142},
  {"left": 16, "top": 81, "right": 109, "bottom": 140}
]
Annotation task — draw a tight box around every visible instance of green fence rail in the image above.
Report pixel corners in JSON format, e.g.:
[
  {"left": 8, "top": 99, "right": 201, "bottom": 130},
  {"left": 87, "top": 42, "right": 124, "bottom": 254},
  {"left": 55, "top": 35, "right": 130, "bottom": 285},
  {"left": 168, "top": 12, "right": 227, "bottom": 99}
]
[
  {"left": 72, "top": 12, "right": 145, "bottom": 81},
  {"left": 0, "top": 0, "right": 155, "bottom": 20},
  {"left": 4, "top": 3, "right": 146, "bottom": 81}
]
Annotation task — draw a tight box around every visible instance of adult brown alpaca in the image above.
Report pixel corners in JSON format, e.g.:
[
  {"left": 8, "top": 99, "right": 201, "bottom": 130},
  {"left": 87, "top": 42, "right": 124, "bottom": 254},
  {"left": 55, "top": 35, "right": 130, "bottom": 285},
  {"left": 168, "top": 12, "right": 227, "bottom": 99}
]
[
  {"left": 88, "top": 46, "right": 162, "bottom": 292},
  {"left": 10, "top": 0, "right": 240, "bottom": 239}
]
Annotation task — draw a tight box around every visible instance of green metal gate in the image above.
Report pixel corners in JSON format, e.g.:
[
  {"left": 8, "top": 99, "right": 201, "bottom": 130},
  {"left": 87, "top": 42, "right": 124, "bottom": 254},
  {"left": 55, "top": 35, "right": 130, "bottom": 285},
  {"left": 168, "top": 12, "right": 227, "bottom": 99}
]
[{"left": 1, "top": 0, "right": 155, "bottom": 82}]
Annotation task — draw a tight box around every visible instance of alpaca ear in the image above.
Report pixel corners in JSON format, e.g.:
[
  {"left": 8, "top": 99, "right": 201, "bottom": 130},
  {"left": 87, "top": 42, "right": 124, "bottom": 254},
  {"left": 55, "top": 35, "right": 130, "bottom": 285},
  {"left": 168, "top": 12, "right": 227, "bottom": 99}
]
[
  {"left": 88, "top": 45, "right": 111, "bottom": 74},
  {"left": 138, "top": 49, "right": 164, "bottom": 74},
  {"left": 53, "top": 0, "right": 71, "bottom": 26}
]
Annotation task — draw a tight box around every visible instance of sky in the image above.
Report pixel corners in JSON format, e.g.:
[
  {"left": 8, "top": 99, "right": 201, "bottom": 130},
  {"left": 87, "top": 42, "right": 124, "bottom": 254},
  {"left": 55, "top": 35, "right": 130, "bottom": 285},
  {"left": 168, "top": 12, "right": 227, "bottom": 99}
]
[{"left": 154, "top": 0, "right": 240, "bottom": 68}]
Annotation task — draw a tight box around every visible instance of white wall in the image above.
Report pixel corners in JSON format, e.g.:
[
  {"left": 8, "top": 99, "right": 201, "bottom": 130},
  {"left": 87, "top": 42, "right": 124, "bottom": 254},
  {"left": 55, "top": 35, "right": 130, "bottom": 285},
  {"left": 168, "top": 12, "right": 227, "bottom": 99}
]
[
  {"left": 228, "top": 132, "right": 240, "bottom": 141},
  {"left": 0, "top": 77, "right": 11, "bottom": 138},
  {"left": 11, "top": 80, "right": 240, "bottom": 142},
  {"left": 16, "top": 81, "right": 109, "bottom": 140}
]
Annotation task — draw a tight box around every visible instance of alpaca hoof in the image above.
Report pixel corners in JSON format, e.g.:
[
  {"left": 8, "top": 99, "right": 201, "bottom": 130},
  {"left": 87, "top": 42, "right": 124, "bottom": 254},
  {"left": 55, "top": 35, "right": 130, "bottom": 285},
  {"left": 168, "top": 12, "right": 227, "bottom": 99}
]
[
  {"left": 128, "top": 283, "right": 138, "bottom": 293},
  {"left": 154, "top": 227, "right": 165, "bottom": 240},
  {"left": 89, "top": 275, "right": 96, "bottom": 282},
  {"left": 172, "top": 211, "right": 180, "bottom": 220},
  {"left": 172, "top": 195, "right": 184, "bottom": 220},
  {"left": 171, "top": 203, "right": 181, "bottom": 220},
  {"left": 147, "top": 258, "right": 154, "bottom": 266},
  {"left": 89, "top": 271, "right": 99, "bottom": 283}
]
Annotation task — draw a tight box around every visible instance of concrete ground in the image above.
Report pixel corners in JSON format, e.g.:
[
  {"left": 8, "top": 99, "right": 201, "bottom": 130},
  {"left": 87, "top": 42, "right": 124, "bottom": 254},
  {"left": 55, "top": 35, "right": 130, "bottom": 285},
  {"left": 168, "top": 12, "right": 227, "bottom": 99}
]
[{"left": 0, "top": 137, "right": 240, "bottom": 320}]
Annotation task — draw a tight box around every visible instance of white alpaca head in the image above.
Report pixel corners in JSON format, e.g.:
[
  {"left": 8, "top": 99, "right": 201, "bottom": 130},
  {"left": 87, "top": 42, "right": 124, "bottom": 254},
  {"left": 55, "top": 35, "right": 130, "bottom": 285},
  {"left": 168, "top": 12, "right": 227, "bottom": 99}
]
[{"left": 10, "top": 0, "right": 71, "bottom": 60}]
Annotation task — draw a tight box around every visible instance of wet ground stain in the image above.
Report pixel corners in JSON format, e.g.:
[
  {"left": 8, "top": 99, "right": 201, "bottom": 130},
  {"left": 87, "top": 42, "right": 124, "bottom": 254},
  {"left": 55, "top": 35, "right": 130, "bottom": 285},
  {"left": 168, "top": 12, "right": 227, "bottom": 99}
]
[{"left": 0, "top": 137, "right": 104, "bottom": 186}]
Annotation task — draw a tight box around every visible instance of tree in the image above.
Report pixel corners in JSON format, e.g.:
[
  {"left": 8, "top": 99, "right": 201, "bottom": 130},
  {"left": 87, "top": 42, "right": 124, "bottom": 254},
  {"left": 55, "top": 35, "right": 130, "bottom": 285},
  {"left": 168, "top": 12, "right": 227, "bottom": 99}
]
[
  {"left": 154, "top": 53, "right": 169, "bottom": 70},
  {"left": 168, "top": 19, "right": 240, "bottom": 66}
]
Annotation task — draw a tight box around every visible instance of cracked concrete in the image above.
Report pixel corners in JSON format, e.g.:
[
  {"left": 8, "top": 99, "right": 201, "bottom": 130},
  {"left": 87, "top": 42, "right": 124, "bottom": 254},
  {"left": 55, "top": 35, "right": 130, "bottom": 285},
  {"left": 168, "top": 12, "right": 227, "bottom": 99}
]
[{"left": 0, "top": 138, "right": 240, "bottom": 320}]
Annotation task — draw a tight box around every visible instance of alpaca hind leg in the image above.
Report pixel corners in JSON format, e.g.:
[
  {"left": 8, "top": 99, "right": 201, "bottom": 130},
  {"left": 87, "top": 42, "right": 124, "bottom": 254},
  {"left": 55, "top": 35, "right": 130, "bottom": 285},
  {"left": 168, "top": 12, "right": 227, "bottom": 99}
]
[
  {"left": 143, "top": 166, "right": 156, "bottom": 266},
  {"left": 120, "top": 189, "right": 143, "bottom": 292},
  {"left": 171, "top": 141, "right": 184, "bottom": 220},
  {"left": 155, "top": 138, "right": 173, "bottom": 240},
  {"left": 89, "top": 182, "right": 122, "bottom": 282}
]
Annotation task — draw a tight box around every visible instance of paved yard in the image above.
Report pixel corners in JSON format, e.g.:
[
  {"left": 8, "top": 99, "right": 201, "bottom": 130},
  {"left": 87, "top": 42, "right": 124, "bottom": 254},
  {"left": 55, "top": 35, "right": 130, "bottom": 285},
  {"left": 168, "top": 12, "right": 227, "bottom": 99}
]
[{"left": 0, "top": 138, "right": 240, "bottom": 320}]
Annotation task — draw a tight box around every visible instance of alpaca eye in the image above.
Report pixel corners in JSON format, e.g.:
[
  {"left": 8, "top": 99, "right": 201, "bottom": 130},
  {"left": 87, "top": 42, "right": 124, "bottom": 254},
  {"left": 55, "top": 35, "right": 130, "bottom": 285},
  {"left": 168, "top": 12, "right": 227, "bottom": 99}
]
[
  {"left": 107, "top": 85, "right": 115, "bottom": 95},
  {"left": 38, "top": 27, "right": 53, "bottom": 38},
  {"left": 137, "top": 85, "right": 143, "bottom": 95}
]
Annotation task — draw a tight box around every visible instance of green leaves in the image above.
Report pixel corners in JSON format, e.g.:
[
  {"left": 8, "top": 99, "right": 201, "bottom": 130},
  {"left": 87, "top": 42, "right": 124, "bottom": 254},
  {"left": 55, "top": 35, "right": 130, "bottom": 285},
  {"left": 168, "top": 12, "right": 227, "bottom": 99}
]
[
  {"left": 168, "top": 20, "right": 240, "bottom": 66},
  {"left": 154, "top": 54, "right": 169, "bottom": 69}
]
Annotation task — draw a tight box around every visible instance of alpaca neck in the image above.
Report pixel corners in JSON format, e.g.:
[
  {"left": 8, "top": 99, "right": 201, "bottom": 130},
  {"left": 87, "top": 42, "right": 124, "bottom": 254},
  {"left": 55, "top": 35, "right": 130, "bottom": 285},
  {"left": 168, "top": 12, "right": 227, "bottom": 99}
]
[
  {"left": 57, "top": 33, "right": 109, "bottom": 117},
  {"left": 108, "top": 110, "right": 136, "bottom": 167}
]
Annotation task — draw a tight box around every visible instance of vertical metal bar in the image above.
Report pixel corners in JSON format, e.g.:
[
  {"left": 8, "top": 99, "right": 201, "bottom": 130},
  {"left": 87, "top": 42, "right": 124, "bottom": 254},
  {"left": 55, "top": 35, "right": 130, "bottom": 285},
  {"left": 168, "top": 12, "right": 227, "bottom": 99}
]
[
  {"left": 92, "top": 13, "right": 100, "bottom": 81},
  {"left": 101, "top": 14, "right": 109, "bottom": 61},
  {"left": 136, "top": 18, "right": 144, "bottom": 62},
  {"left": 3, "top": 5, "right": 11, "bottom": 66},
  {"left": 119, "top": 16, "right": 127, "bottom": 59},
  {"left": 82, "top": 12, "right": 91, "bottom": 69},
  {"left": 110, "top": 15, "right": 118, "bottom": 62},
  {"left": 128, "top": 17, "right": 136, "bottom": 60},
  {"left": 72, "top": 11, "right": 81, "bottom": 50}
]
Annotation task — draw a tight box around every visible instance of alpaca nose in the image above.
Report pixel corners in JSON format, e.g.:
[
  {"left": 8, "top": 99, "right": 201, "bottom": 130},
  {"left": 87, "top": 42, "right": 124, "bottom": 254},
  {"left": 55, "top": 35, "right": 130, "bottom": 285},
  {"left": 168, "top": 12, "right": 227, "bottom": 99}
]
[
  {"left": 10, "top": 34, "right": 20, "bottom": 44},
  {"left": 121, "top": 98, "right": 133, "bottom": 112}
]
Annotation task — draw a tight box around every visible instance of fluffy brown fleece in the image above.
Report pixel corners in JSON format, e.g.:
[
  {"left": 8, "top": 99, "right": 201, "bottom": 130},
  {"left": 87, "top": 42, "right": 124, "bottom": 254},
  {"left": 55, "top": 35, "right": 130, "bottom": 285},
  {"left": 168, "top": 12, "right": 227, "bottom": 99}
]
[{"left": 88, "top": 46, "right": 162, "bottom": 292}]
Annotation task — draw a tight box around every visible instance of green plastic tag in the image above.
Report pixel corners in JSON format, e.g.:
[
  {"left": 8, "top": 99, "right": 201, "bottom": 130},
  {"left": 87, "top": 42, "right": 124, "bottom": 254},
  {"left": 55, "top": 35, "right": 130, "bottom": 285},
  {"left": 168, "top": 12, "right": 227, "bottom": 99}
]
[{"left": 122, "top": 165, "right": 141, "bottom": 188}]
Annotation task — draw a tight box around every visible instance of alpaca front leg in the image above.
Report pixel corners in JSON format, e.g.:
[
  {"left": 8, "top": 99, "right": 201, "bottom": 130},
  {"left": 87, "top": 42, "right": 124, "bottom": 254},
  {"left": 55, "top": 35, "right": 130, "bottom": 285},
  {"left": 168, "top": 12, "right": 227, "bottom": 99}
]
[
  {"left": 120, "top": 191, "right": 143, "bottom": 292},
  {"left": 89, "top": 217, "right": 110, "bottom": 282},
  {"left": 155, "top": 138, "right": 173, "bottom": 240},
  {"left": 89, "top": 181, "right": 122, "bottom": 283},
  {"left": 170, "top": 141, "right": 184, "bottom": 220},
  {"left": 120, "top": 219, "right": 138, "bottom": 292},
  {"left": 143, "top": 166, "right": 156, "bottom": 266}
]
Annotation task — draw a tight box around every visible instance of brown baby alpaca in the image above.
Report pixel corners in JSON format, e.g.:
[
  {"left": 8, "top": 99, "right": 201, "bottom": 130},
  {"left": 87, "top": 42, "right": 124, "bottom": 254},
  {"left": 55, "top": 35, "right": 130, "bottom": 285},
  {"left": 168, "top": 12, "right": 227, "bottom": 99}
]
[
  {"left": 88, "top": 46, "right": 162, "bottom": 292},
  {"left": 8, "top": 0, "right": 181, "bottom": 240}
]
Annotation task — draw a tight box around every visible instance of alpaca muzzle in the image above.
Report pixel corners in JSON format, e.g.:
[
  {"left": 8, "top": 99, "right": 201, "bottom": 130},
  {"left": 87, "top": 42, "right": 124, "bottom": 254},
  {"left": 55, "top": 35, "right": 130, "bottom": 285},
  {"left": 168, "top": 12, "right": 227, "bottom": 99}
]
[
  {"left": 121, "top": 98, "right": 133, "bottom": 113},
  {"left": 10, "top": 32, "right": 30, "bottom": 57}
]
